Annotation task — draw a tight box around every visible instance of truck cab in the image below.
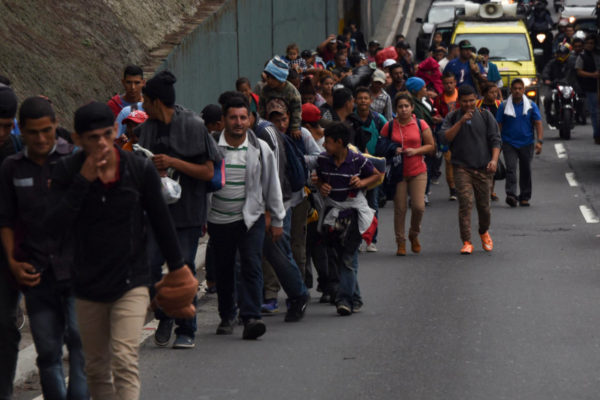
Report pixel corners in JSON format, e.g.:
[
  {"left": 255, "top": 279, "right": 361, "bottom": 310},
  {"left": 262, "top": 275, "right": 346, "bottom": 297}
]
[{"left": 451, "top": 2, "right": 540, "bottom": 102}]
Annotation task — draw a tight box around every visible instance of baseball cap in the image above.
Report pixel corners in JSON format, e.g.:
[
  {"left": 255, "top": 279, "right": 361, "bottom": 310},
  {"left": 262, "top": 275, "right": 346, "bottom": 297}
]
[
  {"left": 301, "top": 50, "right": 313, "bottom": 58},
  {"left": 301, "top": 103, "right": 321, "bottom": 123},
  {"left": 74, "top": 101, "right": 115, "bottom": 134},
  {"left": 266, "top": 98, "right": 288, "bottom": 117},
  {"left": 368, "top": 40, "right": 380, "bottom": 47},
  {"left": 122, "top": 109, "right": 148, "bottom": 125},
  {"left": 382, "top": 58, "right": 397, "bottom": 68},
  {"left": 458, "top": 40, "right": 476, "bottom": 50},
  {"left": 372, "top": 69, "right": 386, "bottom": 84}
]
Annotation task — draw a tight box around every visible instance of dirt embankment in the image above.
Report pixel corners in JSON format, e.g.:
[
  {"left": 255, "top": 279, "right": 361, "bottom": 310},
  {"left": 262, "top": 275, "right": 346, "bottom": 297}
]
[{"left": 0, "top": 0, "right": 202, "bottom": 129}]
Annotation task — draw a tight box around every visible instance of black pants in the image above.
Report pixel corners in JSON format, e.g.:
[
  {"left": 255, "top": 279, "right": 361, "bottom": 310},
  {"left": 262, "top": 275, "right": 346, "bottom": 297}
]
[
  {"left": 503, "top": 142, "right": 534, "bottom": 201},
  {"left": 0, "top": 267, "right": 20, "bottom": 400}
]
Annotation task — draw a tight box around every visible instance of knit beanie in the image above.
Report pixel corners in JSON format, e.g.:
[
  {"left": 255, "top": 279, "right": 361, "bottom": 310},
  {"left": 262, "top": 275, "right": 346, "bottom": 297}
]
[
  {"left": 143, "top": 70, "right": 177, "bottom": 106},
  {"left": 0, "top": 84, "right": 18, "bottom": 119},
  {"left": 405, "top": 77, "right": 426, "bottom": 94},
  {"left": 264, "top": 56, "right": 289, "bottom": 82}
]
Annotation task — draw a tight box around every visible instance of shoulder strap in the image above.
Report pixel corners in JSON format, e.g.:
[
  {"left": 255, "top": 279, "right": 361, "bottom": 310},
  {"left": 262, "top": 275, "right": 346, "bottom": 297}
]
[{"left": 10, "top": 134, "right": 22, "bottom": 152}]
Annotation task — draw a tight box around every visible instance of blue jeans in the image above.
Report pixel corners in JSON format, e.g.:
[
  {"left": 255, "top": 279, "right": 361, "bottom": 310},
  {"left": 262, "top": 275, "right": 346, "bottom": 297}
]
[
  {"left": 0, "top": 267, "right": 20, "bottom": 400},
  {"left": 149, "top": 227, "right": 203, "bottom": 338},
  {"left": 328, "top": 213, "right": 362, "bottom": 308},
  {"left": 585, "top": 92, "right": 599, "bottom": 138},
  {"left": 366, "top": 187, "right": 379, "bottom": 243},
  {"left": 25, "top": 278, "right": 88, "bottom": 399},
  {"left": 263, "top": 208, "right": 309, "bottom": 300},
  {"left": 208, "top": 216, "right": 265, "bottom": 322}
]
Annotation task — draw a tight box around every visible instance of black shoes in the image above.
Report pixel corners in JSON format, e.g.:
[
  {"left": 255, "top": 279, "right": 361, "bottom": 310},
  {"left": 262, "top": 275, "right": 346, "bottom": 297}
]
[
  {"left": 506, "top": 195, "right": 518, "bottom": 208},
  {"left": 216, "top": 318, "right": 235, "bottom": 335},
  {"left": 242, "top": 319, "right": 266, "bottom": 340},
  {"left": 319, "top": 293, "right": 331, "bottom": 304},
  {"left": 284, "top": 295, "right": 309, "bottom": 322},
  {"left": 336, "top": 302, "right": 352, "bottom": 316},
  {"left": 154, "top": 319, "right": 174, "bottom": 347}
]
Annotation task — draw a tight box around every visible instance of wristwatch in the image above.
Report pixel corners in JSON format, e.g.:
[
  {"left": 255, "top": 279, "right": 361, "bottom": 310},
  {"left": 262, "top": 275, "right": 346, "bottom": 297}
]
[{"left": 536, "top": 139, "right": 543, "bottom": 144}]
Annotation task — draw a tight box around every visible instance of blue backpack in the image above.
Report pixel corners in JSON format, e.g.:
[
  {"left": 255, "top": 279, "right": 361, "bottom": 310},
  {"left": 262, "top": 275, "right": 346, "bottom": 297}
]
[{"left": 281, "top": 134, "right": 308, "bottom": 192}]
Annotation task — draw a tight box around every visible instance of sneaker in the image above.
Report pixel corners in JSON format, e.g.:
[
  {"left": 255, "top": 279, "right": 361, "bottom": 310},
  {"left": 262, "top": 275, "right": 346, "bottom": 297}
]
[
  {"left": 172, "top": 334, "right": 195, "bottom": 349},
  {"left": 352, "top": 301, "right": 363, "bottom": 313},
  {"left": 460, "top": 241, "right": 473, "bottom": 255},
  {"left": 409, "top": 236, "right": 421, "bottom": 254},
  {"left": 424, "top": 194, "right": 430, "bottom": 206},
  {"left": 519, "top": 200, "right": 530, "bottom": 207},
  {"left": 505, "top": 195, "right": 518, "bottom": 208},
  {"left": 242, "top": 319, "right": 266, "bottom": 340},
  {"left": 336, "top": 303, "right": 352, "bottom": 316},
  {"left": 284, "top": 295, "right": 309, "bottom": 322},
  {"left": 491, "top": 192, "right": 499, "bottom": 202},
  {"left": 261, "top": 299, "right": 279, "bottom": 314},
  {"left": 480, "top": 231, "right": 493, "bottom": 252},
  {"left": 366, "top": 243, "right": 378, "bottom": 252},
  {"left": 358, "top": 242, "right": 367, "bottom": 252},
  {"left": 154, "top": 319, "right": 174, "bottom": 347},
  {"left": 431, "top": 177, "right": 440, "bottom": 185},
  {"left": 216, "top": 319, "right": 235, "bottom": 335},
  {"left": 396, "top": 241, "right": 406, "bottom": 256},
  {"left": 449, "top": 188, "right": 457, "bottom": 201}
]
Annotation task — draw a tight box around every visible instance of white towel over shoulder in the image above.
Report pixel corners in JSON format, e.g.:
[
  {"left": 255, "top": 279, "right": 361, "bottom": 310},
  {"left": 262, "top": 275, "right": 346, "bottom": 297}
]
[{"left": 503, "top": 95, "right": 532, "bottom": 118}]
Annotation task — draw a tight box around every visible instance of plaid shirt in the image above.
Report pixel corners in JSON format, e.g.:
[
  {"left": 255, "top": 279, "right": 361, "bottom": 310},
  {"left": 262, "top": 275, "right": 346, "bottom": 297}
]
[
  {"left": 370, "top": 90, "right": 393, "bottom": 121},
  {"left": 287, "top": 57, "right": 307, "bottom": 72}
]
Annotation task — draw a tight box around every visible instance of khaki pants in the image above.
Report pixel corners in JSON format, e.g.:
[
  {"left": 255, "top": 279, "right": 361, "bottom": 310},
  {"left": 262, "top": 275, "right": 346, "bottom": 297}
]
[
  {"left": 454, "top": 166, "right": 492, "bottom": 242},
  {"left": 76, "top": 286, "right": 149, "bottom": 400},
  {"left": 394, "top": 172, "right": 427, "bottom": 244}
]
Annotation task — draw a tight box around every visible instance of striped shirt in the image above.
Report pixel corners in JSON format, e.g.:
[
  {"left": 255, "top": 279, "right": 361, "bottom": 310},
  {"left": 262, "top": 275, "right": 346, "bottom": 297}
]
[
  {"left": 316, "top": 148, "right": 375, "bottom": 202},
  {"left": 208, "top": 135, "right": 248, "bottom": 224}
]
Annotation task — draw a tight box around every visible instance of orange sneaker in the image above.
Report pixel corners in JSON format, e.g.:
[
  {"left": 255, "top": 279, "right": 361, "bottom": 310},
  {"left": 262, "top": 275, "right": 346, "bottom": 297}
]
[
  {"left": 480, "top": 231, "right": 493, "bottom": 252},
  {"left": 460, "top": 241, "right": 473, "bottom": 255}
]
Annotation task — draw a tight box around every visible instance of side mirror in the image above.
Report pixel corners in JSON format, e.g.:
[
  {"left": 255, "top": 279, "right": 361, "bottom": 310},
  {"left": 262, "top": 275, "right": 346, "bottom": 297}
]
[{"left": 416, "top": 17, "right": 424, "bottom": 23}]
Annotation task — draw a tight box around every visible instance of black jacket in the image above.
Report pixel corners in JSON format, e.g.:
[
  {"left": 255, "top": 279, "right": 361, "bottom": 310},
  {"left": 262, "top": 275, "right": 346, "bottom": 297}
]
[{"left": 45, "top": 147, "right": 184, "bottom": 302}]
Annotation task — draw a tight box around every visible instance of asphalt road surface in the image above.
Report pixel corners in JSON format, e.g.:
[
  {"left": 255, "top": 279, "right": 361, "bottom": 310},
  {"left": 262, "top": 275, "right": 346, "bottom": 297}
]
[{"left": 135, "top": 122, "right": 600, "bottom": 400}]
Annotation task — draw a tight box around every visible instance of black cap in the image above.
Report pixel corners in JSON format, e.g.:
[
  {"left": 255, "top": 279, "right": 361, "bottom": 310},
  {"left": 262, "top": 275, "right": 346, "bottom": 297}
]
[
  {"left": 74, "top": 101, "right": 115, "bottom": 134},
  {"left": 0, "top": 85, "right": 18, "bottom": 119},
  {"left": 300, "top": 50, "right": 312, "bottom": 58},
  {"left": 143, "top": 70, "right": 176, "bottom": 107},
  {"left": 368, "top": 40, "right": 380, "bottom": 47},
  {"left": 459, "top": 40, "right": 476, "bottom": 50}
]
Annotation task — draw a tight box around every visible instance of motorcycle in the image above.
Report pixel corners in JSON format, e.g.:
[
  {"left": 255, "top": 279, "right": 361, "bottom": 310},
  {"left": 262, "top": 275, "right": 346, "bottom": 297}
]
[{"left": 547, "top": 81, "right": 577, "bottom": 139}]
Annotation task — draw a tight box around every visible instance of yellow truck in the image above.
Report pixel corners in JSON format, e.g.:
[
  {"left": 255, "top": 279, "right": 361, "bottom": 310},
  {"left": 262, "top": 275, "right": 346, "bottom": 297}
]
[{"left": 451, "top": 2, "right": 540, "bottom": 103}]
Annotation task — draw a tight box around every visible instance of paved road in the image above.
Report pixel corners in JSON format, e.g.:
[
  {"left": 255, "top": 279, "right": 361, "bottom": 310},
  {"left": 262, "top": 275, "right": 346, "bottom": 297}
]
[{"left": 133, "top": 121, "right": 599, "bottom": 400}]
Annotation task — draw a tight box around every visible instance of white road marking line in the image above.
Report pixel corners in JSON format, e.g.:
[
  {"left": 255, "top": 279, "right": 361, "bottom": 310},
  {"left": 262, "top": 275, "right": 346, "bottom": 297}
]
[
  {"left": 385, "top": 0, "right": 406, "bottom": 46},
  {"left": 580, "top": 205, "right": 600, "bottom": 223},
  {"left": 402, "top": 0, "right": 417, "bottom": 37},
  {"left": 554, "top": 143, "right": 567, "bottom": 159},
  {"left": 565, "top": 172, "right": 579, "bottom": 187}
]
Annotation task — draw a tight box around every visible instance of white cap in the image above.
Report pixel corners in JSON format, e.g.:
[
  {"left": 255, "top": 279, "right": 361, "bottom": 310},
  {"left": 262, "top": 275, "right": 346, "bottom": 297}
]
[
  {"left": 372, "top": 69, "right": 387, "bottom": 84},
  {"left": 383, "top": 59, "right": 397, "bottom": 68}
]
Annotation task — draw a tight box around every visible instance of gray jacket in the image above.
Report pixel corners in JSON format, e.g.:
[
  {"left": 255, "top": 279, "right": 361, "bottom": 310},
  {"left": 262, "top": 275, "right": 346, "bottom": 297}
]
[{"left": 215, "top": 130, "right": 286, "bottom": 229}]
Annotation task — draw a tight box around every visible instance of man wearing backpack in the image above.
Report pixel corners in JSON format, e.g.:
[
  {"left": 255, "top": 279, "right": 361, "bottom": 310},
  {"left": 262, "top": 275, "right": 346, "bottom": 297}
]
[
  {"left": 136, "top": 71, "right": 222, "bottom": 349},
  {"left": 256, "top": 98, "right": 312, "bottom": 320},
  {"left": 440, "top": 85, "right": 501, "bottom": 255},
  {"left": 208, "top": 95, "right": 286, "bottom": 339},
  {"left": 44, "top": 101, "right": 197, "bottom": 400},
  {"left": 0, "top": 97, "right": 88, "bottom": 399}
]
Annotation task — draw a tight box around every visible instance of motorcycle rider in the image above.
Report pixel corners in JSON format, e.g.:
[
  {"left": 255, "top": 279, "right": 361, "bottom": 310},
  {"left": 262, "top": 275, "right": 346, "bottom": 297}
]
[
  {"left": 542, "top": 44, "right": 573, "bottom": 127},
  {"left": 568, "top": 38, "right": 586, "bottom": 124},
  {"left": 527, "top": 0, "right": 553, "bottom": 33}
]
